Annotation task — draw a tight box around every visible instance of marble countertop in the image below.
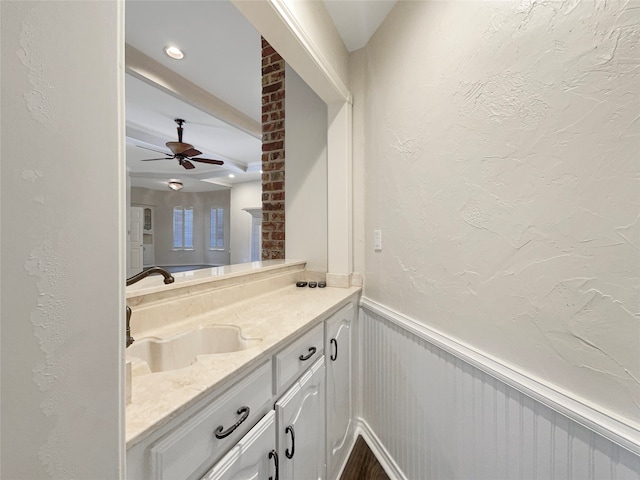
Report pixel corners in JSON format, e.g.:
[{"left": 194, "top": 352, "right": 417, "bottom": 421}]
[
  {"left": 126, "top": 260, "right": 306, "bottom": 299},
  {"left": 126, "top": 283, "right": 361, "bottom": 448}
]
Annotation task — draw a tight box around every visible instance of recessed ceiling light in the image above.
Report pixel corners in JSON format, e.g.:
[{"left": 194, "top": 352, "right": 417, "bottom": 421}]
[
  {"left": 164, "top": 46, "right": 185, "bottom": 60},
  {"left": 228, "top": 174, "right": 235, "bottom": 178}
]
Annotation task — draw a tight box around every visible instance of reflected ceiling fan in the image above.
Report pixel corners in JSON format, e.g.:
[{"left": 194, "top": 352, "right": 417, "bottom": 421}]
[{"left": 139, "top": 118, "right": 225, "bottom": 170}]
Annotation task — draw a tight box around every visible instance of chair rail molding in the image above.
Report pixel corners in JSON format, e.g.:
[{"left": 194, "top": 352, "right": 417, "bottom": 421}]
[{"left": 360, "top": 297, "right": 640, "bottom": 457}]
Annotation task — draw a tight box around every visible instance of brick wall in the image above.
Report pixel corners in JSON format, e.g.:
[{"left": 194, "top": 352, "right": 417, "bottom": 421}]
[{"left": 261, "top": 37, "right": 285, "bottom": 260}]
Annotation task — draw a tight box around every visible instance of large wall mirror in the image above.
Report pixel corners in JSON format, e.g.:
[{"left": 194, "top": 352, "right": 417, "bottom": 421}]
[{"left": 124, "top": 0, "right": 327, "bottom": 278}]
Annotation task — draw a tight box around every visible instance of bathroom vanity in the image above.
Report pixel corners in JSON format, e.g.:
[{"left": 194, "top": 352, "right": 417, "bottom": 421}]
[{"left": 125, "top": 261, "right": 360, "bottom": 480}]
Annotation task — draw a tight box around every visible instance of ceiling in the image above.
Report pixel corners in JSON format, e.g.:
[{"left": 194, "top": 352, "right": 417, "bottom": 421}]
[
  {"left": 125, "top": 0, "right": 396, "bottom": 193},
  {"left": 323, "top": 0, "right": 397, "bottom": 52}
]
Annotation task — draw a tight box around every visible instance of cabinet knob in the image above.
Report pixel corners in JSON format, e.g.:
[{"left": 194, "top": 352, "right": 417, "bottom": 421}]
[
  {"left": 269, "top": 449, "right": 279, "bottom": 480},
  {"left": 330, "top": 338, "right": 338, "bottom": 361},
  {"left": 214, "top": 406, "right": 250, "bottom": 439},
  {"left": 299, "top": 346, "right": 317, "bottom": 361},
  {"left": 285, "top": 425, "right": 295, "bottom": 459}
]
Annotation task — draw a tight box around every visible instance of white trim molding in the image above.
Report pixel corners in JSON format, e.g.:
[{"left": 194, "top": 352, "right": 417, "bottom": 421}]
[
  {"left": 354, "top": 419, "right": 406, "bottom": 480},
  {"left": 231, "top": 0, "right": 350, "bottom": 105},
  {"left": 267, "top": 0, "right": 351, "bottom": 104},
  {"left": 327, "top": 101, "right": 353, "bottom": 285}
]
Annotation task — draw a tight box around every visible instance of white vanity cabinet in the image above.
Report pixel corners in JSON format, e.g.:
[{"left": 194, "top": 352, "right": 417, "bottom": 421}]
[
  {"left": 127, "top": 294, "right": 359, "bottom": 480},
  {"left": 325, "top": 302, "right": 354, "bottom": 479},
  {"left": 200, "top": 410, "right": 278, "bottom": 480},
  {"left": 275, "top": 357, "right": 326, "bottom": 480},
  {"left": 127, "top": 361, "right": 273, "bottom": 480}
]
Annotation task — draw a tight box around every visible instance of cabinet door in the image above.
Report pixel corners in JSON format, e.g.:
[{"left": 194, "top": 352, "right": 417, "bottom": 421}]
[
  {"left": 276, "top": 357, "right": 326, "bottom": 480},
  {"left": 201, "top": 410, "right": 278, "bottom": 480},
  {"left": 325, "top": 303, "right": 353, "bottom": 479}
]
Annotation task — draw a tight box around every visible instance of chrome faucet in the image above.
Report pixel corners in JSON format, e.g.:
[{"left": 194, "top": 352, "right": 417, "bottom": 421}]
[{"left": 125, "top": 267, "right": 175, "bottom": 347}]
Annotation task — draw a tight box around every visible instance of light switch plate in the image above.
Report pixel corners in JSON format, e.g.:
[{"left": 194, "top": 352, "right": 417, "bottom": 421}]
[{"left": 374, "top": 229, "right": 382, "bottom": 251}]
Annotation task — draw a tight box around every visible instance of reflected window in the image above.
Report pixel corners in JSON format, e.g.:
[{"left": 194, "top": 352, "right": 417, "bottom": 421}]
[
  {"left": 210, "top": 207, "right": 224, "bottom": 249},
  {"left": 173, "top": 206, "right": 194, "bottom": 250}
]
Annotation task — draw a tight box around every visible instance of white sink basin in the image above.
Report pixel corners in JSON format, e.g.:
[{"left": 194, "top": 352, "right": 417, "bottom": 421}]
[{"left": 127, "top": 324, "right": 261, "bottom": 375}]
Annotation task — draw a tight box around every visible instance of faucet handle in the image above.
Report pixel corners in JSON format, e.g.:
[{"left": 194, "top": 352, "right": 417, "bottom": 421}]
[{"left": 126, "top": 306, "right": 134, "bottom": 348}]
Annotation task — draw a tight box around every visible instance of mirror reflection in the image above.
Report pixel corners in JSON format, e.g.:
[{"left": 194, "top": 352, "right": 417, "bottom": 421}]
[
  {"left": 125, "top": 0, "right": 263, "bottom": 277},
  {"left": 125, "top": 0, "right": 329, "bottom": 279}
]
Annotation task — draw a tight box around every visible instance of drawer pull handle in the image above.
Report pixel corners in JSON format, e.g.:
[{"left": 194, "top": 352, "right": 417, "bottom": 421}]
[
  {"left": 214, "top": 406, "right": 250, "bottom": 439},
  {"left": 299, "top": 346, "right": 316, "bottom": 361},
  {"left": 269, "top": 449, "right": 279, "bottom": 480},
  {"left": 285, "top": 425, "right": 295, "bottom": 459},
  {"left": 330, "top": 338, "right": 338, "bottom": 361}
]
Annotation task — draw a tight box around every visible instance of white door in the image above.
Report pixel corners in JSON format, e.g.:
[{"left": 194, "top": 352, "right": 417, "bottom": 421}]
[
  {"left": 143, "top": 244, "right": 154, "bottom": 266},
  {"left": 276, "top": 357, "right": 326, "bottom": 480},
  {"left": 325, "top": 304, "right": 353, "bottom": 479},
  {"left": 201, "top": 411, "right": 277, "bottom": 480},
  {"left": 129, "top": 207, "right": 143, "bottom": 277}
]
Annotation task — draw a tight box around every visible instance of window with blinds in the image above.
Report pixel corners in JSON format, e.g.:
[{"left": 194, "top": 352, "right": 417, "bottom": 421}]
[
  {"left": 173, "top": 207, "right": 194, "bottom": 250},
  {"left": 210, "top": 207, "right": 224, "bottom": 249}
]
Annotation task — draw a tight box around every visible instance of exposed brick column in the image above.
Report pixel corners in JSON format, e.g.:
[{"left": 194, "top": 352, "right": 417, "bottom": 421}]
[{"left": 261, "top": 37, "right": 285, "bottom": 260}]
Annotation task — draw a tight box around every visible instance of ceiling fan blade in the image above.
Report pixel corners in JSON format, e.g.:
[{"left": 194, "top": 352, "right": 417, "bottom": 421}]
[
  {"left": 136, "top": 145, "right": 172, "bottom": 156},
  {"left": 190, "top": 157, "right": 225, "bottom": 165},
  {"left": 167, "top": 141, "right": 194, "bottom": 155},
  {"left": 141, "top": 157, "right": 175, "bottom": 161},
  {"left": 181, "top": 147, "right": 202, "bottom": 157},
  {"left": 181, "top": 159, "right": 196, "bottom": 170}
]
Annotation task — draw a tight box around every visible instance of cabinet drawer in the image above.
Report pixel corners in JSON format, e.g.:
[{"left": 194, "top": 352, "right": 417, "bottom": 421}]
[
  {"left": 149, "top": 361, "right": 273, "bottom": 480},
  {"left": 274, "top": 322, "right": 324, "bottom": 395},
  {"left": 200, "top": 410, "right": 276, "bottom": 480}
]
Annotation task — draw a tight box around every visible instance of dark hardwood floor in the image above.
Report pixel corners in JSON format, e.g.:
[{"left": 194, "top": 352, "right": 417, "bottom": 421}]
[{"left": 340, "top": 435, "right": 390, "bottom": 480}]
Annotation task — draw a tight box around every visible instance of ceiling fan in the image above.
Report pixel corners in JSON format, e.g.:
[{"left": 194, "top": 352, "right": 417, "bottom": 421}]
[{"left": 139, "top": 118, "right": 225, "bottom": 170}]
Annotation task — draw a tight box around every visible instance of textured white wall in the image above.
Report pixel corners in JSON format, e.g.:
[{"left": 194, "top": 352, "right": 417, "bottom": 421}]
[
  {"left": 285, "top": 64, "right": 328, "bottom": 274},
  {"left": 230, "top": 180, "right": 262, "bottom": 264},
  {"left": 352, "top": 1, "right": 640, "bottom": 427},
  {"left": 1, "top": 1, "right": 124, "bottom": 477}
]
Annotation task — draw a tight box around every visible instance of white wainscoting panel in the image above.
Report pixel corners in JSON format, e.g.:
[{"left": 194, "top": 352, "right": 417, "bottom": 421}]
[{"left": 359, "top": 303, "right": 640, "bottom": 480}]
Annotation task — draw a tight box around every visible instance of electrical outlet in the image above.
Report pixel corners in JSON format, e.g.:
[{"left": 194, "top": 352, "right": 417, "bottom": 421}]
[{"left": 374, "top": 229, "right": 382, "bottom": 251}]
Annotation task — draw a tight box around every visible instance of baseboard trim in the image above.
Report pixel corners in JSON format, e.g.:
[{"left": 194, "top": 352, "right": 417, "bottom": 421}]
[
  {"left": 360, "top": 297, "right": 640, "bottom": 456},
  {"left": 327, "top": 422, "right": 357, "bottom": 480},
  {"left": 354, "top": 418, "right": 407, "bottom": 480}
]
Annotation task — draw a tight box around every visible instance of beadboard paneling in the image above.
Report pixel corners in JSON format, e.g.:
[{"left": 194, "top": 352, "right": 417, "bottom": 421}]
[{"left": 359, "top": 304, "right": 640, "bottom": 480}]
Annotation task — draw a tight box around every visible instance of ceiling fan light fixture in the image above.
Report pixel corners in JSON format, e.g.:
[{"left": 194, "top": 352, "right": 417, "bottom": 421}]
[
  {"left": 164, "top": 46, "right": 185, "bottom": 60},
  {"left": 139, "top": 119, "right": 225, "bottom": 171},
  {"left": 168, "top": 180, "right": 183, "bottom": 191}
]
